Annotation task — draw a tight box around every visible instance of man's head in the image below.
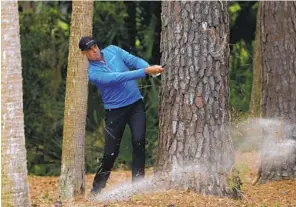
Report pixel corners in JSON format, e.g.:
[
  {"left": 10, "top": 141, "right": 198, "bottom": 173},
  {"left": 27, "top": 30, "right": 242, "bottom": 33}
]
[{"left": 79, "top": 36, "right": 102, "bottom": 61}]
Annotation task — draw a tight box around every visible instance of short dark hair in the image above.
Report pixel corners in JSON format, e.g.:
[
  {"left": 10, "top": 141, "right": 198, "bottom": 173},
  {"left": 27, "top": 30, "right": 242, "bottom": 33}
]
[{"left": 78, "top": 36, "right": 99, "bottom": 51}]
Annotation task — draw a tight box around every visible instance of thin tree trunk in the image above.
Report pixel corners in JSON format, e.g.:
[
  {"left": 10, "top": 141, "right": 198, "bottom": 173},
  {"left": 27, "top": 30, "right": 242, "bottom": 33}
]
[
  {"left": 156, "top": 1, "right": 237, "bottom": 197},
  {"left": 249, "top": 5, "right": 262, "bottom": 118},
  {"left": 249, "top": 8, "right": 263, "bottom": 185},
  {"left": 59, "top": 1, "right": 93, "bottom": 200},
  {"left": 259, "top": 1, "right": 296, "bottom": 183},
  {"left": 1, "top": 1, "right": 31, "bottom": 206}
]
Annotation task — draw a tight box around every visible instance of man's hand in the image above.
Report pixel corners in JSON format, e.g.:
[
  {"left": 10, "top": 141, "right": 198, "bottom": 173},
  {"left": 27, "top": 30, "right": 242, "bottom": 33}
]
[{"left": 144, "top": 65, "right": 164, "bottom": 76}]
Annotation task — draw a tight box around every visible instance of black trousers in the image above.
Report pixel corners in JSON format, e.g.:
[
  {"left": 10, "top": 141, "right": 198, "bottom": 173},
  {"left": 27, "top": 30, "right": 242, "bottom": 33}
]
[{"left": 92, "top": 99, "right": 146, "bottom": 191}]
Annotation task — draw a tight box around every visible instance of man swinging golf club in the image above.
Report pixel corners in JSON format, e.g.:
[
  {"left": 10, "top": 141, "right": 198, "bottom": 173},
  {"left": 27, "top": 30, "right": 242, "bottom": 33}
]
[{"left": 79, "top": 36, "right": 164, "bottom": 197}]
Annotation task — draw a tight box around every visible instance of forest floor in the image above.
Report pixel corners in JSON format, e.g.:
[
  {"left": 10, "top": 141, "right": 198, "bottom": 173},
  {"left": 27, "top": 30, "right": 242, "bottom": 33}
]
[{"left": 29, "top": 152, "right": 296, "bottom": 207}]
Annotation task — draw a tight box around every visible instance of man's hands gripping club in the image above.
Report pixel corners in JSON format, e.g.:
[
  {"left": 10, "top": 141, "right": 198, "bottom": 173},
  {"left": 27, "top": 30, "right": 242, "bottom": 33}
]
[{"left": 144, "top": 65, "right": 164, "bottom": 77}]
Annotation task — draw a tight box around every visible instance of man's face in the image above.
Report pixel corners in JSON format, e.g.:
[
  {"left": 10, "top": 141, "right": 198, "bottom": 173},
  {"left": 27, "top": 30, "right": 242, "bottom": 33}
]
[{"left": 83, "top": 44, "right": 101, "bottom": 61}]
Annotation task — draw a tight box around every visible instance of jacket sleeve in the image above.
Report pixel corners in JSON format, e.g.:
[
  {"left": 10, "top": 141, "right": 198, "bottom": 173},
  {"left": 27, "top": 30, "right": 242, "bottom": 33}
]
[
  {"left": 111, "top": 45, "right": 150, "bottom": 69},
  {"left": 89, "top": 68, "right": 146, "bottom": 86}
]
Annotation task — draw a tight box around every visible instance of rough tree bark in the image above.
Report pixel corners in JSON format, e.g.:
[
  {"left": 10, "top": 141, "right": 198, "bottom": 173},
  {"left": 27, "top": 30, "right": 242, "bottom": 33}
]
[
  {"left": 1, "top": 1, "right": 31, "bottom": 206},
  {"left": 59, "top": 1, "right": 93, "bottom": 200},
  {"left": 257, "top": 1, "right": 296, "bottom": 183},
  {"left": 156, "top": 1, "right": 237, "bottom": 197}
]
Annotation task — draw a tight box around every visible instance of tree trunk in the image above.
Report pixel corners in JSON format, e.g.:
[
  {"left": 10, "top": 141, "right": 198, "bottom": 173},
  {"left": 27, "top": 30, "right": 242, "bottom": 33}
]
[
  {"left": 1, "top": 1, "right": 31, "bottom": 206},
  {"left": 258, "top": 1, "right": 296, "bottom": 183},
  {"left": 59, "top": 1, "right": 93, "bottom": 200},
  {"left": 249, "top": 5, "right": 262, "bottom": 118},
  {"left": 156, "top": 1, "right": 237, "bottom": 197}
]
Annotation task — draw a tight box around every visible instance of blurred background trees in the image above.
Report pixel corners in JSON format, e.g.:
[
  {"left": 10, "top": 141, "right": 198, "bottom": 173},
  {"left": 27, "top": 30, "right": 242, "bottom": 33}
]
[{"left": 18, "top": 1, "right": 257, "bottom": 176}]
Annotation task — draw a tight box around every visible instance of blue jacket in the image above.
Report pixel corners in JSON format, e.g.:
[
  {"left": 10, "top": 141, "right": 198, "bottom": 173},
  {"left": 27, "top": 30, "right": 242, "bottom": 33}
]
[{"left": 88, "top": 45, "right": 149, "bottom": 109}]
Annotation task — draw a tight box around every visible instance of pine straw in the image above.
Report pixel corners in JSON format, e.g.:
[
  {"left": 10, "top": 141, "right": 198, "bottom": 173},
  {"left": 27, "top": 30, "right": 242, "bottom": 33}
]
[{"left": 29, "top": 152, "right": 296, "bottom": 207}]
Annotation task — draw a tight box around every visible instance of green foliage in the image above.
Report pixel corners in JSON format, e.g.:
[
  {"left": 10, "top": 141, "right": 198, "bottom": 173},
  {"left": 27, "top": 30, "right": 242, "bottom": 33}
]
[
  {"left": 228, "top": 2, "right": 241, "bottom": 27},
  {"left": 235, "top": 163, "right": 249, "bottom": 184},
  {"left": 229, "top": 40, "right": 253, "bottom": 113},
  {"left": 227, "top": 167, "right": 243, "bottom": 199},
  {"left": 19, "top": 2, "right": 69, "bottom": 176},
  {"left": 93, "top": 1, "right": 128, "bottom": 47},
  {"left": 228, "top": 2, "right": 258, "bottom": 117},
  {"left": 85, "top": 124, "right": 104, "bottom": 173}
]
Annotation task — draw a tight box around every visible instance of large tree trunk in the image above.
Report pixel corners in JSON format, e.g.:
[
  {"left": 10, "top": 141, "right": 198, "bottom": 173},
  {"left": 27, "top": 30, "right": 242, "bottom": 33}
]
[
  {"left": 249, "top": 4, "right": 262, "bottom": 118},
  {"left": 156, "top": 2, "right": 237, "bottom": 197},
  {"left": 1, "top": 1, "right": 31, "bottom": 206},
  {"left": 59, "top": 1, "right": 93, "bottom": 200},
  {"left": 258, "top": 1, "right": 296, "bottom": 183}
]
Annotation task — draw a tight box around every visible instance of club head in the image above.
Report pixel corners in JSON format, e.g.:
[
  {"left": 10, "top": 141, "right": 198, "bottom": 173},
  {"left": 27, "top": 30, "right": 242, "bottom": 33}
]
[{"left": 152, "top": 73, "right": 161, "bottom": 77}]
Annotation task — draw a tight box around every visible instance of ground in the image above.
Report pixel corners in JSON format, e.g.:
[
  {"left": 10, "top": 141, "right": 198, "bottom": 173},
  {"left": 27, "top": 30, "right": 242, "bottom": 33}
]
[{"left": 29, "top": 152, "right": 296, "bottom": 207}]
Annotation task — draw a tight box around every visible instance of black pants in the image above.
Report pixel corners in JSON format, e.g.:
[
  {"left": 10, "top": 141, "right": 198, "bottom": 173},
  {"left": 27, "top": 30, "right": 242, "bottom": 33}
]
[{"left": 92, "top": 99, "right": 146, "bottom": 191}]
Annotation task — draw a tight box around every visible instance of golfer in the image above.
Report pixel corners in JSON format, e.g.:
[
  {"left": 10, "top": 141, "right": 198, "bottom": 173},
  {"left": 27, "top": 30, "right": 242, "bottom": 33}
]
[{"left": 79, "top": 36, "right": 164, "bottom": 195}]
